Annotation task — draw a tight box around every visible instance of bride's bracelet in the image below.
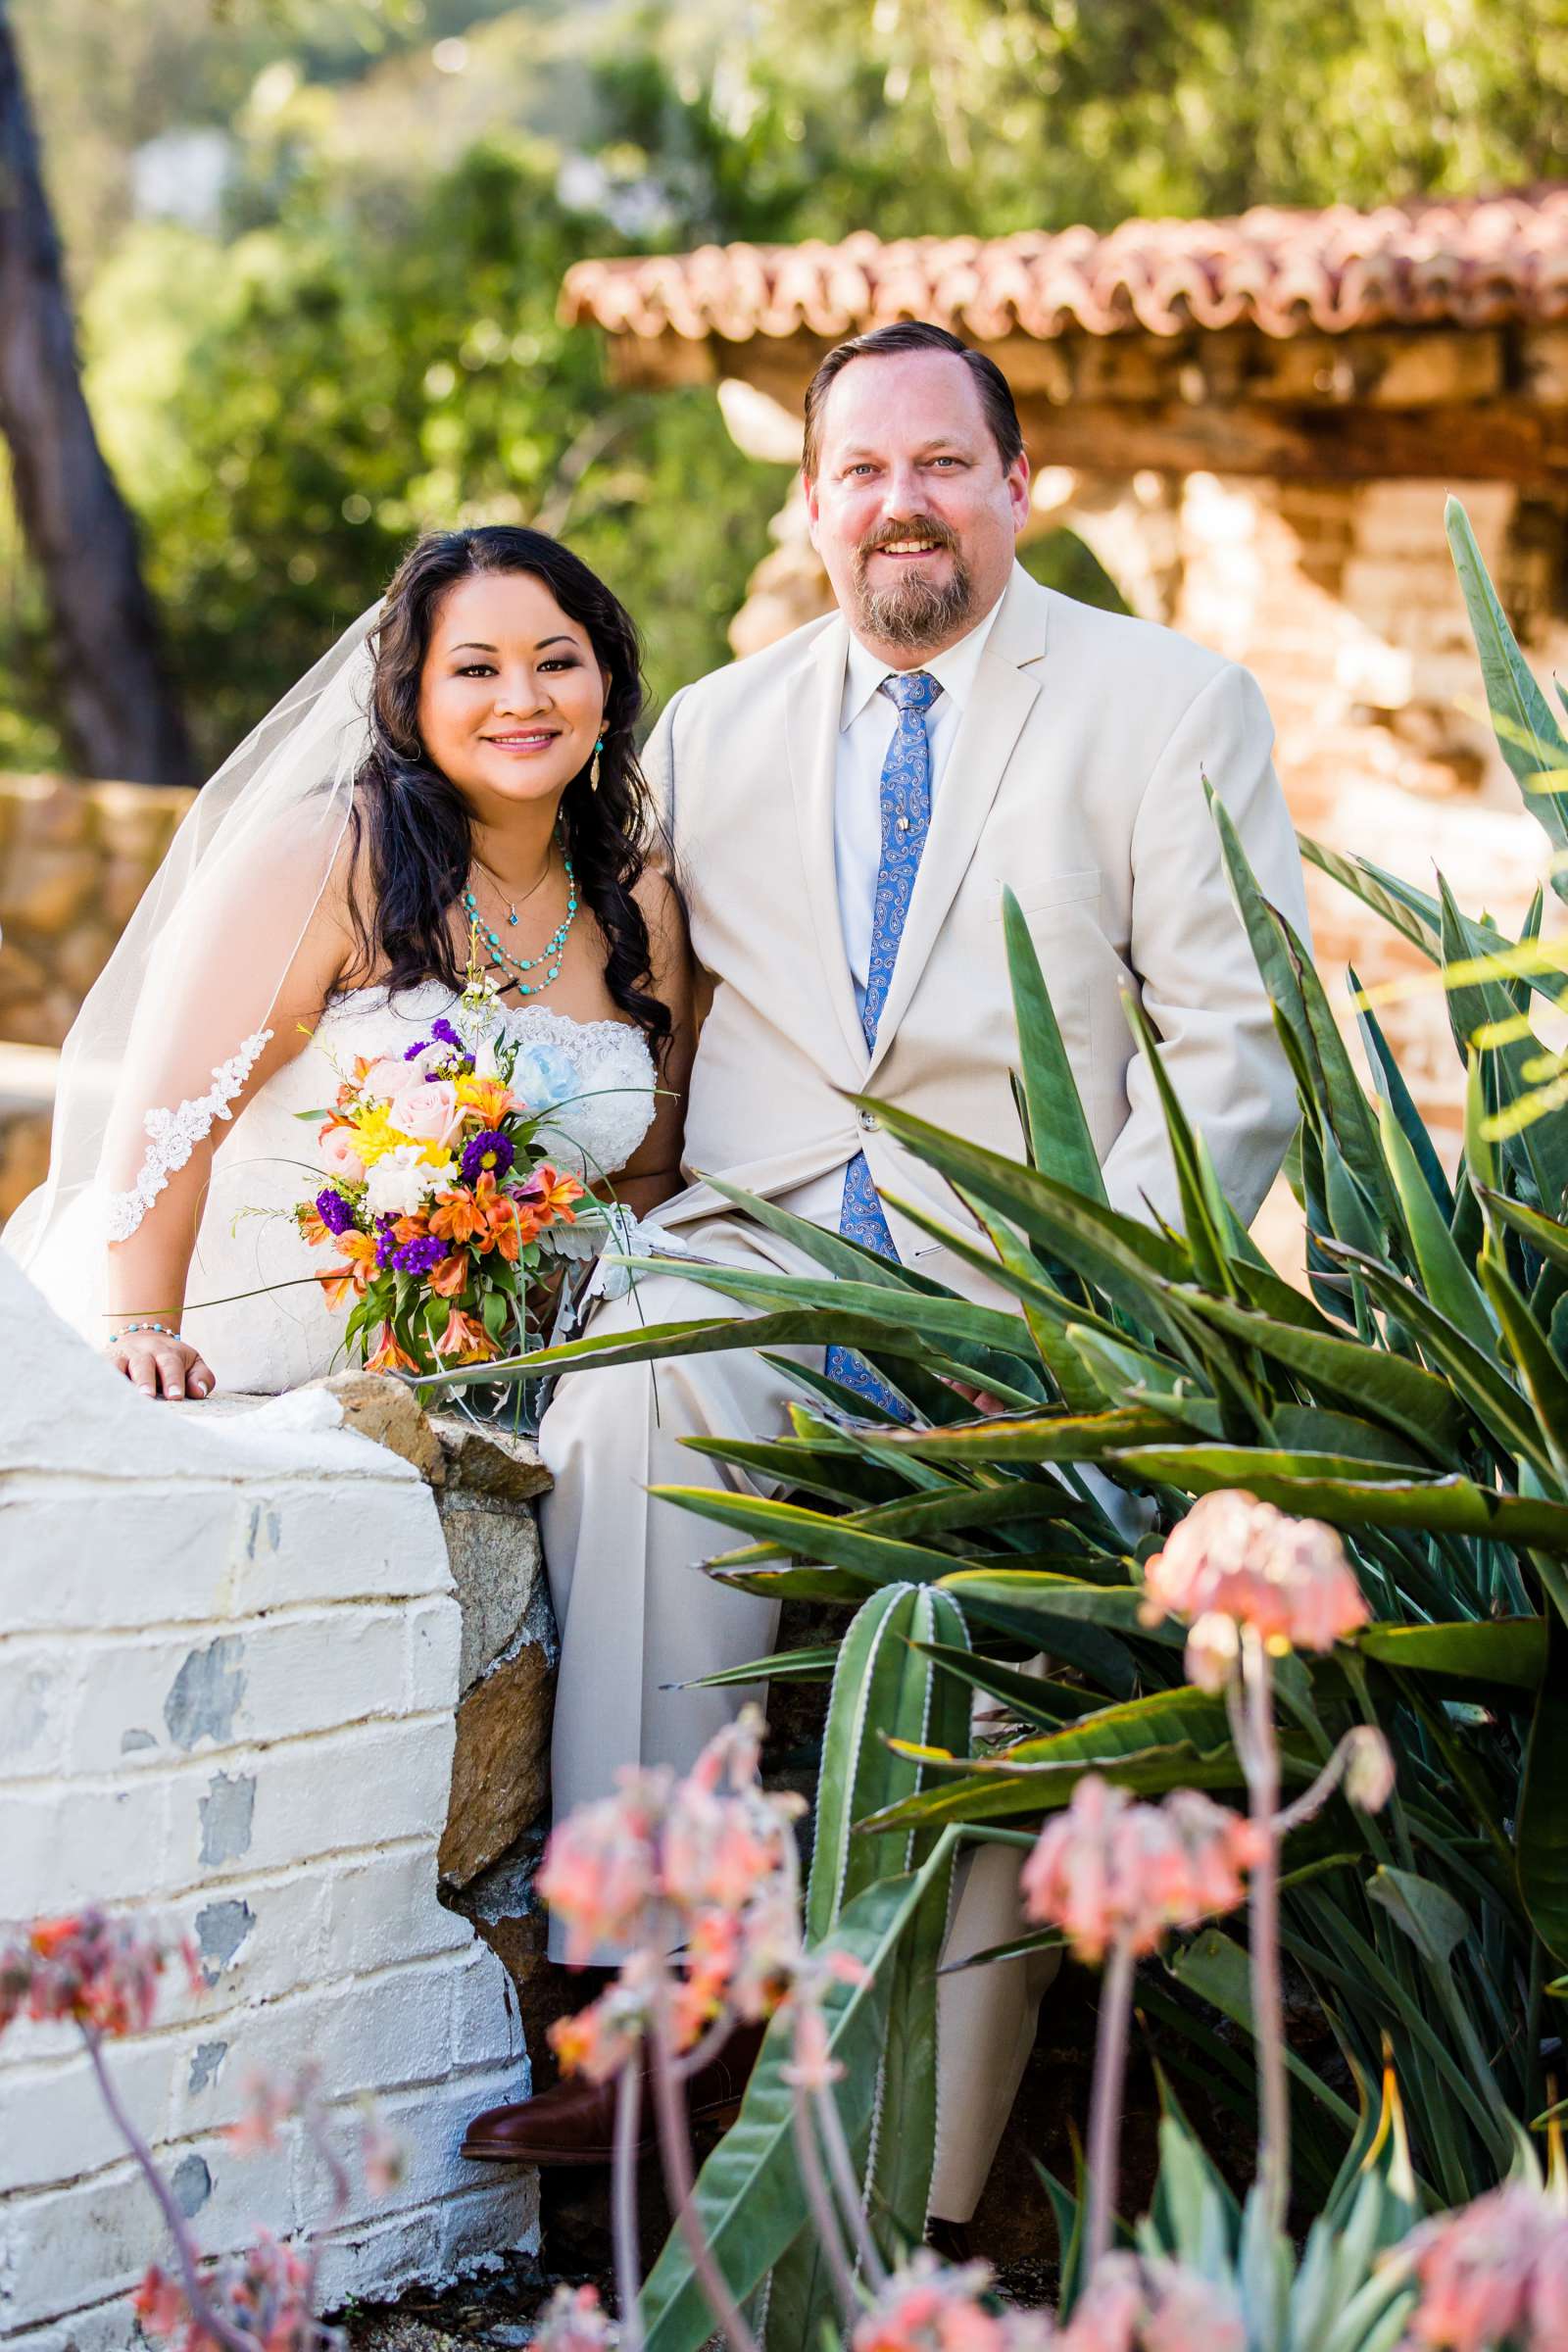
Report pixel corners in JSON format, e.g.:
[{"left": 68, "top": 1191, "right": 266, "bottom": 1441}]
[{"left": 105, "top": 1320, "right": 183, "bottom": 1346}]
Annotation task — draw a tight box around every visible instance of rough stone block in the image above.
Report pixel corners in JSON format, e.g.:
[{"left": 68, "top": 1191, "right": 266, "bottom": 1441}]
[{"left": 437, "top": 1639, "right": 554, "bottom": 1886}]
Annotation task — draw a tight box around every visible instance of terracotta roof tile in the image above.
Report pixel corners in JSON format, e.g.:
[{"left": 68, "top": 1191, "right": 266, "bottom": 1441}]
[{"left": 561, "top": 187, "right": 1568, "bottom": 345}]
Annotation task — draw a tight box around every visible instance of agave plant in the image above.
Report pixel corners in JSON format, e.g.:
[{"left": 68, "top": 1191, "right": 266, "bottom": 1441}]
[{"left": 450, "top": 498, "right": 1568, "bottom": 2236}]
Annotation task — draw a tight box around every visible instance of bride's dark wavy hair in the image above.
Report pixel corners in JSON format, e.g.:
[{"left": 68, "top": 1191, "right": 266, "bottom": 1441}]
[{"left": 345, "top": 524, "right": 672, "bottom": 1056}]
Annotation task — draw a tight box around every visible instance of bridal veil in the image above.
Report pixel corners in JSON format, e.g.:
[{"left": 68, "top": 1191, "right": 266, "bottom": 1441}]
[{"left": 4, "top": 604, "right": 381, "bottom": 1317}]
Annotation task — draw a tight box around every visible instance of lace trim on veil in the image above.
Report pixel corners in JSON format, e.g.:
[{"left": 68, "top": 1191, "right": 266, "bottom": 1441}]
[{"left": 103, "top": 1029, "right": 274, "bottom": 1244}]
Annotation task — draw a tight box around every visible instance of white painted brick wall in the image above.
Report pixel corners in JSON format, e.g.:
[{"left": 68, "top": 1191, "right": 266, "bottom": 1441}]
[{"left": 0, "top": 1261, "right": 537, "bottom": 2346}]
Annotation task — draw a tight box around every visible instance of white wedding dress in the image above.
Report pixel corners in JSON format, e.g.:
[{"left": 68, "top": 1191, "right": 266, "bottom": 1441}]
[{"left": 171, "top": 984, "right": 659, "bottom": 1395}]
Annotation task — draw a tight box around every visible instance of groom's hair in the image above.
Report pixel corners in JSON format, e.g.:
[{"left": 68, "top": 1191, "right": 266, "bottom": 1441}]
[{"left": 801, "top": 320, "right": 1023, "bottom": 480}]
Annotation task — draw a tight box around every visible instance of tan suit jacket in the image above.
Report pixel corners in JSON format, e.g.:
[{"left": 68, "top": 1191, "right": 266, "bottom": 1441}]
[{"left": 644, "top": 562, "right": 1308, "bottom": 1298}]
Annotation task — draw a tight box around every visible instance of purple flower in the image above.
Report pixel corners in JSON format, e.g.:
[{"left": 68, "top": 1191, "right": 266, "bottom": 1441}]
[
  {"left": 374, "top": 1218, "right": 400, "bottom": 1269},
  {"left": 431, "top": 1017, "right": 463, "bottom": 1050},
  {"left": 393, "top": 1234, "right": 448, "bottom": 1277},
  {"left": 462, "top": 1129, "right": 515, "bottom": 1185},
  {"left": 403, "top": 1035, "right": 432, "bottom": 1062},
  {"left": 316, "top": 1187, "right": 355, "bottom": 1237}
]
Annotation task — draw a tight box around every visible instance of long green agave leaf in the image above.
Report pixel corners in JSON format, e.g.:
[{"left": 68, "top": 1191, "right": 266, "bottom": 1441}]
[
  {"left": 1355, "top": 1618, "right": 1544, "bottom": 1693},
  {"left": 1002, "top": 884, "right": 1109, "bottom": 1203},
  {"left": 1373, "top": 1094, "right": 1496, "bottom": 1355},
  {"left": 1518, "top": 1611, "right": 1568, "bottom": 1966},
  {"left": 1446, "top": 495, "right": 1568, "bottom": 898},
  {"left": 1101, "top": 1444, "right": 1568, "bottom": 1550},
  {"left": 1166, "top": 1289, "right": 1469, "bottom": 1461},
  {"left": 639, "top": 1840, "right": 959, "bottom": 2352}
]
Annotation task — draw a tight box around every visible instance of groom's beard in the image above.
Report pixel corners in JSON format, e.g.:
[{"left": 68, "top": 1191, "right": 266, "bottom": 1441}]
[{"left": 850, "top": 515, "right": 974, "bottom": 652}]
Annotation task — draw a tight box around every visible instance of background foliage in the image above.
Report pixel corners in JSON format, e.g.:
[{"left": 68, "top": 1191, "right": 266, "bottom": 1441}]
[{"left": 5, "top": 0, "right": 1568, "bottom": 772}]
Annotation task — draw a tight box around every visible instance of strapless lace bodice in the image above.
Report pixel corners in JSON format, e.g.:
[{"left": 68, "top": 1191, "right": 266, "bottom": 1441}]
[{"left": 180, "top": 986, "right": 659, "bottom": 1394}]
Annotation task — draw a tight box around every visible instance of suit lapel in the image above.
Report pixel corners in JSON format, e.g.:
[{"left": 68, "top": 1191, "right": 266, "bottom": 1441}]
[
  {"left": 783, "top": 615, "right": 868, "bottom": 1076},
  {"left": 867, "top": 566, "right": 1052, "bottom": 1075}
]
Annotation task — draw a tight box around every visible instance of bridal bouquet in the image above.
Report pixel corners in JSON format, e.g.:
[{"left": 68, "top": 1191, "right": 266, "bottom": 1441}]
[{"left": 295, "top": 1006, "right": 592, "bottom": 1378}]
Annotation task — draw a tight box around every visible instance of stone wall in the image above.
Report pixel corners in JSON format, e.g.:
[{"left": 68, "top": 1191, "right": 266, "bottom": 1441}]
[{"left": 0, "top": 1258, "right": 555, "bottom": 2347}]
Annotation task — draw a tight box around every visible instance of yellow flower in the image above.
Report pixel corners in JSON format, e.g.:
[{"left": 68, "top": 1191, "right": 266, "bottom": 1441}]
[{"left": 351, "top": 1104, "right": 454, "bottom": 1175}]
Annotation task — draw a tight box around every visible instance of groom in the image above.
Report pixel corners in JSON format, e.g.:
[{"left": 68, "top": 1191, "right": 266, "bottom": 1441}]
[{"left": 466, "top": 321, "right": 1309, "bottom": 2223}]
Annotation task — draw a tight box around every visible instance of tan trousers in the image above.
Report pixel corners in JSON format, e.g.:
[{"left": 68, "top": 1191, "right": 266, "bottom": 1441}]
[{"left": 536, "top": 1214, "right": 1057, "bottom": 2224}]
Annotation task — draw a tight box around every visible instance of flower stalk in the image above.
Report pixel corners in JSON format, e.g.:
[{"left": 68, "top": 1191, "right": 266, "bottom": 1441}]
[{"left": 1085, "top": 1935, "right": 1137, "bottom": 2272}]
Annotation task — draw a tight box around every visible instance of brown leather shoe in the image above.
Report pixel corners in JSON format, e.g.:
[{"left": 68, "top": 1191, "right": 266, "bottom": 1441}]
[
  {"left": 461, "top": 2021, "right": 765, "bottom": 2167},
  {"left": 925, "top": 2216, "right": 976, "bottom": 2265}
]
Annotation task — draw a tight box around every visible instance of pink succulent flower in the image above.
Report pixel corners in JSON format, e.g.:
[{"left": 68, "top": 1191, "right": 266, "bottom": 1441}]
[
  {"left": 132, "top": 2229, "right": 316, "bottom": 2352},
  {"left": 1056, "top": 2255, "right": 1244, "bottom": 2352},
  {"left": 1020, "top": 1779, "right": 1260, "bottom": 1964},
  {"left": 1401, "top": 2180, "right": 1568, "bottom": 2350},
  {"left": 223, "top": 2066, "right": 316, "bottom": 2157},
  {"left": 780, "top": 1999, "right": 844, "bottom": 2093},
  {"left": 0, "top": 1909, "right": 191, "bottom": 2040},
  {"left": 532, "top": 2281, "right": 621, "bottom": 2350},
  {"left": 853, "top": 2251, "right": 1053, "bottom": 2350},
  {"left": 1141, "top": 1492, "right": 1369, "bottom": 1683},
  {"left": 538, "top": 1766, "right": 671, "bottom": 1965}
]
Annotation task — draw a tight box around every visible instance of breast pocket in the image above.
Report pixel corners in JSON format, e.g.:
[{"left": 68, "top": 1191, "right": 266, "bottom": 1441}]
[{"left": 984, "top": 866, "right": 1102, "bottom": 921}]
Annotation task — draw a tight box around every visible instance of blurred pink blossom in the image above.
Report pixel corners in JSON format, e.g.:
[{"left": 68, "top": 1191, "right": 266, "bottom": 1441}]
[
  {"left": 1402, "top": 2180, "right": 1568, "bottom": 2349},
  {"left": 853, "top": 2251, "right": 1054, "bottom": 2350},
  {"left": 132, "top": 2230, "right": 316, "bottom": 2352},
  {"left": 532, "top": 2281, "right": 621, "bottom": 2349},
  {"left": 1141, "top": 1492, "right": 1368, "bottom": 1680},
  {"left": 0, "top": 1909, "right": 194, "bottom": 2040},
  {"left": 1056, "top": 2254, "right": 1244, "bottom": 2352},
  {"left": 780, "top": 1999, "right": 844, "bottom": 2094},
  {"left": 538, "top": 1767, "right": 671, "bottom": 1965},
  {"left": 1020, "top": 1779, "right": 1260, "bottom": 1964},
  {"left": 224, "top": 2066, "right": 318, "bottom": 2158},
  {"left": 1343, "top": 1726, "right": 1396, "bottom": 1814}
]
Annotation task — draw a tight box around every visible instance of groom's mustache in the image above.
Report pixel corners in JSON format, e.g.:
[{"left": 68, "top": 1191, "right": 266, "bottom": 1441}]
[{"left": 855, "top": 514, "right": 962, "bottom": 571}]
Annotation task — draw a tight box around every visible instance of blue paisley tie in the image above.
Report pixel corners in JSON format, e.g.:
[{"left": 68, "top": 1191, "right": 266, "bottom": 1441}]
[{"left": 825, "top": 668, "right": 942, "bottom": 1412}]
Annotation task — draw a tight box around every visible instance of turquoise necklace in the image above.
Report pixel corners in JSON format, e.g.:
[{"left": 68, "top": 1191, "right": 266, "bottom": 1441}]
[{"left": 463, "top": 846, "right": 579, "bottom": 997}]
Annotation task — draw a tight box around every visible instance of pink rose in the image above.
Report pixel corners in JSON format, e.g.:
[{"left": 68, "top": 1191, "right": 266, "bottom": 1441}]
[
  {"left": 318, "top": 1123, "right": 367, "bottom": 1185},
  {"left": 390, "top": 1076, "right": 461, "bottom": 1149},
  {"left": 361, "top": 1055, "right": 415, "bottom": 1102}
]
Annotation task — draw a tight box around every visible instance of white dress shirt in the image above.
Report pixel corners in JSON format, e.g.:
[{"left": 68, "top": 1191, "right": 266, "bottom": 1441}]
[{"left": 783, "top": 593, "right": 1005, "bottom": 1232}]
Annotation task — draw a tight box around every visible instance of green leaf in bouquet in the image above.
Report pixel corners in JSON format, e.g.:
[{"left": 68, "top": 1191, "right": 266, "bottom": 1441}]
[{"left": 1002, "top": 884, "right": 1109, "bottom": 1205}]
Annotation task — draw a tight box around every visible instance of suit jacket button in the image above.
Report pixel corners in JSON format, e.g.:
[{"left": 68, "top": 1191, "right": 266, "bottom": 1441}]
[{"left": 858, "top": 1109, "right": 879, "bottom": 1131}]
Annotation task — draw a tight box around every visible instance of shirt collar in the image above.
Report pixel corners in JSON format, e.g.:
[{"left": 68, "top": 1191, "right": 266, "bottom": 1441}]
[{"left": 839, "top": 590, "right": 1007, "bottom": 732}]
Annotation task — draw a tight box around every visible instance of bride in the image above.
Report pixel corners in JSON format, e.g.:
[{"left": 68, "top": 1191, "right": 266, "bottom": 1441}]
[{"left": 5, "top": 526, "right": 693, "bottom": 1399}]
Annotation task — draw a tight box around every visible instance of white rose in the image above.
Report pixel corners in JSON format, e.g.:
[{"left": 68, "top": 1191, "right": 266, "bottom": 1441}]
[{"left": 364, "top": 1144, "right": 438, "bottom": 1221}]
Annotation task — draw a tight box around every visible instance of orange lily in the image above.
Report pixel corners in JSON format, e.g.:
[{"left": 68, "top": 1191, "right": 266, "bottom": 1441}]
[
  {"left": 433, "top": 1304, "right": 497, "bottom": 1364},
  {"left": 428, "top": 1186, "right": 484, "bottom": 1247},
  {"left": 428, "top": 1250, "right": 469, "bottom": 1298},
  {"left": 530, "top": 1163, "right": 585, "bottom": 1224},
  {"left": 297, "top": 1201, "right": 332, "bottom": 1249},
  {"left": 456, "top": 1075, "right": 516, "bottom": 1127},
  {"left": 366, "top": 1323, "right": 419, "bottom": 1374},
  {"left": 473, "top": 1172, "right": 544, "bottom": 1262},
  {"left": 317, "top": 1228, "right": 378, "bottom": 1306}
]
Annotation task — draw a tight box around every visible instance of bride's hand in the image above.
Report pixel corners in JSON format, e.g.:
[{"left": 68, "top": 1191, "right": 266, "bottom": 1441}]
[{"left": 105, "top": 1329, "right": 215, "bottom": 1401}]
